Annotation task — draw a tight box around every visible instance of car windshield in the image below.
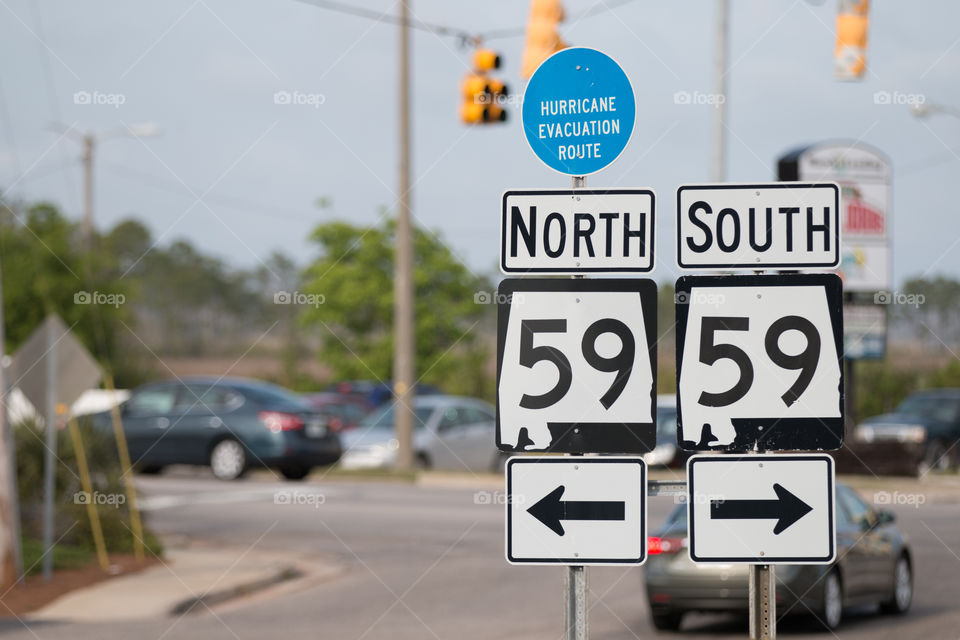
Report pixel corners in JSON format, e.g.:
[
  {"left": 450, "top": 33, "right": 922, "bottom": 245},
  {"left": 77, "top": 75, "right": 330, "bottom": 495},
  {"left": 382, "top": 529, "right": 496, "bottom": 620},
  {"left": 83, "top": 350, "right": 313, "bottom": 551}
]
[
  {"left": 896, "top": 395, "right": 960, "bottom": 422},
  {"left": 361, "top": 404, "right": 435, "bottom": 429}
]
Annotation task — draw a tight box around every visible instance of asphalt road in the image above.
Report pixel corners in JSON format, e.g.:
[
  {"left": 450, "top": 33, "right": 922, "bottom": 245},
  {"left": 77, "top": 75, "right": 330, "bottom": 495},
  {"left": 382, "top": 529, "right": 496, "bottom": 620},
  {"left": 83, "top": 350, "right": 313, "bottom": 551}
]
[{"left": 3, "top": 470, "right": 959, "bottom": 640}]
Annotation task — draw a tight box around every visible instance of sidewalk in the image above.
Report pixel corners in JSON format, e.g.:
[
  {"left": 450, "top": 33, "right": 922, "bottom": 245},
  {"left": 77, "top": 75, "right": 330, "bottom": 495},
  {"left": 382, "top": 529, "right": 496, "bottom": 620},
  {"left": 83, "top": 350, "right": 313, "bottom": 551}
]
[{"left": 28, "top": 543, "right": 344, "bottom": 622}]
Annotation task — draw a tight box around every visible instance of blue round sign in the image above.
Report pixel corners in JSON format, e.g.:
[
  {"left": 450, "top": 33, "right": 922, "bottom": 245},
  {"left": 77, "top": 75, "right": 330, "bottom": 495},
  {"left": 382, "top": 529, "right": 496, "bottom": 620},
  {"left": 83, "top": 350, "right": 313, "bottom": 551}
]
[{"left": 522, "top": 47, "right": 636, "bottom": 176}]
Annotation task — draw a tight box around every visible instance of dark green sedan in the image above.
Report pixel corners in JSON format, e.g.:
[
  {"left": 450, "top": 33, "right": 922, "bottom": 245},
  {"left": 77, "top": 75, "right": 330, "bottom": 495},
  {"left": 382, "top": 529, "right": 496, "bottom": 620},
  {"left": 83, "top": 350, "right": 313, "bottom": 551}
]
[{"left": 98, "top": 377, "right": 342, "bottom": 480}]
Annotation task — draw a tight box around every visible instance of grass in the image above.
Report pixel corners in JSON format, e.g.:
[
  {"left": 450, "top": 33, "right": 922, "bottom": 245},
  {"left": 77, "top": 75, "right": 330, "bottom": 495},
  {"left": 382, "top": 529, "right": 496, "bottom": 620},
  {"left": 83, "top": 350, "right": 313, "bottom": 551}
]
[{"left": 20, "top": 538, "right": 94, "bottom": 576}]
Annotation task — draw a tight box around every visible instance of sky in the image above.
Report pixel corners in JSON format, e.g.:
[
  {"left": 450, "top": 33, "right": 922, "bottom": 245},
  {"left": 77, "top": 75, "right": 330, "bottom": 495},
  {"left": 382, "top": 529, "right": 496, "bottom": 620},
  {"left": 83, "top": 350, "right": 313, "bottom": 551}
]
[{"left": 1, "top": 0, "right": 959, "bottom": 288}]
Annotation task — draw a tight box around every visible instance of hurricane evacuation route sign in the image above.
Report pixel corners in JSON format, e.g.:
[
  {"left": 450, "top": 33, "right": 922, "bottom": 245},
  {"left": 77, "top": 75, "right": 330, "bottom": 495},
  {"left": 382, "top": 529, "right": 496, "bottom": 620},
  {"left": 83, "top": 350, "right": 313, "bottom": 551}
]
[{"left": 522, "top": 47, "right": 636, "bottom": 176}]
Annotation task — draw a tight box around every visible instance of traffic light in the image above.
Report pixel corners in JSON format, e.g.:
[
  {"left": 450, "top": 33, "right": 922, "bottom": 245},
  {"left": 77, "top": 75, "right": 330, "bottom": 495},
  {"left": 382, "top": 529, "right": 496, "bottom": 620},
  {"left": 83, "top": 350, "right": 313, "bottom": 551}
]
[
  {"left": 835, "top": 0, "right": 869, "bottom": 80},
  {"left": 521, "top": 0, "right": 567, "bottom": 79},
  {"left": 460, "top": 48, "right": 509, "bottom": 124}
]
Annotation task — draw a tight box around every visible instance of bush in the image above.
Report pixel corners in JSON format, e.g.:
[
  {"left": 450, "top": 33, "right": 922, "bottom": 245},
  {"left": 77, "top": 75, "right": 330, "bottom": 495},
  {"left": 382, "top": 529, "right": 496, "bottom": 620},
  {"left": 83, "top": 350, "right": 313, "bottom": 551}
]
[{"left": 14, "top": 417, "right": 163, "bottom": 560}]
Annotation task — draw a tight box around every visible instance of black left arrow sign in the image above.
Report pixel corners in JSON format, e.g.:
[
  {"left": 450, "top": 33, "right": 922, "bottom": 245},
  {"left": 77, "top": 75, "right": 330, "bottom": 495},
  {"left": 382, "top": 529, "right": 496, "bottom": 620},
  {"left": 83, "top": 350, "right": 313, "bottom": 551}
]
[
  {"left": 710, "top": 483, "right": 813, "bottom": 535},
  {"left": 527, "top": 485, "right": 625, "bottom": 536}
]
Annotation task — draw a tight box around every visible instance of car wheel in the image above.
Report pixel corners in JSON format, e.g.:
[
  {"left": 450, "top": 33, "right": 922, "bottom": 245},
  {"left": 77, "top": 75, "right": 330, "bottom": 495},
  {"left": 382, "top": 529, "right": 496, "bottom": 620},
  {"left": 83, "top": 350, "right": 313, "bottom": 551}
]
[
  {"left": 881, "top": 555, "right": 913, "bottom": 614},
  {"left": 820, "top": 569, "right": 843, "bottom": 631},
  {"left": 650, "top": 610, "right": 683, "bottom": 631},
  {"left": 919, "top": 440, "right": 950, "bottom": 475},
  {"left": 414, "top": 452, "right": 431, "bottom": 469},
  {"left": 137, "top": 465, "right": 165, "bottom": 475},
  {"left": 210, "top": 439, "right": 247, "bottom": 480},
  {"left": 281, "top": 466, "right": 311, "bottom": 481}
]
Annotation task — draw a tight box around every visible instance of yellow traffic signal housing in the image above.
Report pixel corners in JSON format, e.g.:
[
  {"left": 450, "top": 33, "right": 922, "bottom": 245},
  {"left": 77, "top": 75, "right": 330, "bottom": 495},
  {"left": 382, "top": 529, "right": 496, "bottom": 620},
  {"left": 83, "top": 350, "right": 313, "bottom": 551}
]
[
  {"left": 521, "top": 0, "right": 567, "bottom": 79},
  {"left": 460, "top": 50, "right": 509, "bottom": 124},
  {"left": 473, "top": 48, "right": 502, "bottom": 72},
  {"left": 835, "top": 0, "right": 869, "bottom": 80}
]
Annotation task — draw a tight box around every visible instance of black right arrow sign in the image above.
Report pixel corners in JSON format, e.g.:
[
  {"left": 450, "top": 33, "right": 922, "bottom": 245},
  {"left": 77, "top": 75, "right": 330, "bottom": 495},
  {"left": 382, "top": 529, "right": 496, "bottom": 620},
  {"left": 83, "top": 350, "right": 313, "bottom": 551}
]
[{"left": 710, "top": 483, "right": 813, "bottom": 535}]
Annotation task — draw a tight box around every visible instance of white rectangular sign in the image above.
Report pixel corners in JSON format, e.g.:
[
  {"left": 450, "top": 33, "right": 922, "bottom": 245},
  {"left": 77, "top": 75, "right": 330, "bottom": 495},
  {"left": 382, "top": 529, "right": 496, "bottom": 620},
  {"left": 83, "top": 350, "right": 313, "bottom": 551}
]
[
  {"left": 676, "top": 182, "right": 840, "bottom": 270},
  {"left": 507, "top": 456, "right": 647, "bottom": 565},
  {"left": 501, "top": 189, "right": 655, "bottom": 274},
  {"left": 687, "top": 454, "right": 836, "bottom": 564}
]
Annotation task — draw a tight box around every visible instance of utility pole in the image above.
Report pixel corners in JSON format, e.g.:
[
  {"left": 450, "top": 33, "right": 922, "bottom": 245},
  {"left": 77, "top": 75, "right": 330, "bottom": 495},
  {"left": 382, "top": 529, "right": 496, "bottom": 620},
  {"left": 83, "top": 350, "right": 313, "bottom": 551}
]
[
  {"left": 81, "top": 134, "right": 94, "bottom": 249},
  {"left": 393, "top": 0, "right": 415, "bottom": 470},
  {"left": 50, "top": 123, "right": 159, "bottom": 247},
  {"left": 0, "top": 251, "right": 22, "bottom": 589},
  {"left": 711, "top": 0, "right": 729, "bottom": 182}
]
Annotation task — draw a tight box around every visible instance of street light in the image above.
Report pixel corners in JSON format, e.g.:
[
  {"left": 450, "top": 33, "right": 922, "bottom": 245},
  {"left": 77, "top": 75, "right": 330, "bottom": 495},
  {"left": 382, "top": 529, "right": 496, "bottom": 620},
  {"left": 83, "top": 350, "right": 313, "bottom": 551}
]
[
  {"left": 910, "top": 101, "right": 960, "bottom": 120},
  {"left": 50, "top": 122, "right": 161, "bottom": 246}
]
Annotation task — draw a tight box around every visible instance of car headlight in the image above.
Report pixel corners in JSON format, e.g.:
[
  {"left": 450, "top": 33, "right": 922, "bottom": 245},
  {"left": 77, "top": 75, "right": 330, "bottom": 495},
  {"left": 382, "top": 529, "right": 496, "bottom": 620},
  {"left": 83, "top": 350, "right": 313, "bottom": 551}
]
[{"left": 855, "top": 424, "right": 926, "bottom": 443}]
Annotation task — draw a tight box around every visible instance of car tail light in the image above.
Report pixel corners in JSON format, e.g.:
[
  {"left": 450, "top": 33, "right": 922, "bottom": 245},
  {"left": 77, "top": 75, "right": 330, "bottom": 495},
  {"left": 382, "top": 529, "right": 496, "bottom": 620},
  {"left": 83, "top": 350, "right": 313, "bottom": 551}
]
[
  {"left": 647, "top": 536, "right": 684, "bottom": 555},
  {"left": 328, "top": 417, "right": 344, "bottom": 432},
  {"left": 258, "top": 411, "right": 304, "bottom": 432}
]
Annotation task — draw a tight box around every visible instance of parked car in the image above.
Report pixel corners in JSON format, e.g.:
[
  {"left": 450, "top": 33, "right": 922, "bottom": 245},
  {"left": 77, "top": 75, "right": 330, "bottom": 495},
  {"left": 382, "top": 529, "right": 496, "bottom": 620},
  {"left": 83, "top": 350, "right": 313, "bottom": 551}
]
[
  {"left": 97, "top": 377, "right": 342, "bottom": 480},
  {"left": 852, "top": 388, "right": 960, "bottom": 475},
  {"left": 340, "top": 395, "right": 500, "bottom": 472},
  {"left": 301, "top": 392, "right": 371, "bottom": 431},
  {"left": 643, "top": 483, "right": 913, "bottom": 632},
  {"left": 325, "top": 381, "right": 443, "bottom": 409}
]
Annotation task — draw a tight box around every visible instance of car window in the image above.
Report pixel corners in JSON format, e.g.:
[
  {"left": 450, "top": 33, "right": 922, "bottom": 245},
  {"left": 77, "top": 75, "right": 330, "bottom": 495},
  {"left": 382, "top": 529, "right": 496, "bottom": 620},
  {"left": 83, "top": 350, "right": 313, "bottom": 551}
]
[
  {"left": 362, "top": 404, "right": 434, "bottom": 429},
  {"left": 896, "top": 395, "right": 960, "bottom": 422},
  {"left": 464, "top": 406, "right": 495, "bottom": 424},
  {"left": 438, "top": 407, "right": 471, "bottom": 431},
  {"left": 178, "top": 384, "right": 243, "bottom": 412},
  {"left": 127, "top": 386, "right": 177, "bottom": 415},
  {"left": 343, "top": 404, "right": 367, "bottom": 422},
  {"left": 241, "top": 383, "right": 310, "bottom": 409},
  {"left": 837, "top": 486, "right": 873, "bottom": 528},
  {"left": 657, "top": 410, "right": 678, "bottom": 439}
]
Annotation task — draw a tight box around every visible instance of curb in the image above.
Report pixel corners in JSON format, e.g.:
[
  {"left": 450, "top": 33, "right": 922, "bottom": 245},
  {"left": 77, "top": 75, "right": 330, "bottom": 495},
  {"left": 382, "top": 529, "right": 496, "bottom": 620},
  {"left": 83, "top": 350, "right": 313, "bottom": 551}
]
[{"left": 169, "top": 565, "right": 304, "bottom": 616}]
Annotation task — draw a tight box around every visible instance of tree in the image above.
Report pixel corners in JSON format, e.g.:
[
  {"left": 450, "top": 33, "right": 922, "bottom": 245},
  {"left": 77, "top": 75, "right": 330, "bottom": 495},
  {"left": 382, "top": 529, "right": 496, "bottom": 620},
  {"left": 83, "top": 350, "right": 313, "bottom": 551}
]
[{"left": 300, "top": 219, "right": 493, "bottom": 398}]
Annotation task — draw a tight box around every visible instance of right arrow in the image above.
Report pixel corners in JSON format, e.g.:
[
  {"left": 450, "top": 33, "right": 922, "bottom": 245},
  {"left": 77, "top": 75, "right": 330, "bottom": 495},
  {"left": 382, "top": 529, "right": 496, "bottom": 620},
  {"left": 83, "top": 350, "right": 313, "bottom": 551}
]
[{"left": 710, "top": 483, "right": 813, "bottom": 535}]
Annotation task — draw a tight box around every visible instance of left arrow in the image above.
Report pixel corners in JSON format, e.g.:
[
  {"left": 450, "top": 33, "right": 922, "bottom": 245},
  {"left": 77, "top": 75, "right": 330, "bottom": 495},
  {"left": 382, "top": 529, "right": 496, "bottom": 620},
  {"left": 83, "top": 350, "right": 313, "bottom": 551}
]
[{"left": 527, "top": 485, "right": 626, "bottom": 536}]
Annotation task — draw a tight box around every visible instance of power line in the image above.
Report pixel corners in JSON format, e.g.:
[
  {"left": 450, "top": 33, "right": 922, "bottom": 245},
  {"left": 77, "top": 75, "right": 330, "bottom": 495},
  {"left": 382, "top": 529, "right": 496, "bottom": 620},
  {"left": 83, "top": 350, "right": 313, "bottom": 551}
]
[{"left": 291, "top": 0, "right": 641, "bottom": 44}]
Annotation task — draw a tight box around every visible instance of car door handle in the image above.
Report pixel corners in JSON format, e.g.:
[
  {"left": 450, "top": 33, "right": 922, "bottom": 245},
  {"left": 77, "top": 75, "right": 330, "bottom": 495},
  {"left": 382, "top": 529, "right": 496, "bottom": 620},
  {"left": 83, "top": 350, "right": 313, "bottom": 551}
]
[
  {"left": 208, "top": 417, "right": 223, "bottom": 428},
  {"left": 154, "top": 417, "right": 170, "bottom": 428}
]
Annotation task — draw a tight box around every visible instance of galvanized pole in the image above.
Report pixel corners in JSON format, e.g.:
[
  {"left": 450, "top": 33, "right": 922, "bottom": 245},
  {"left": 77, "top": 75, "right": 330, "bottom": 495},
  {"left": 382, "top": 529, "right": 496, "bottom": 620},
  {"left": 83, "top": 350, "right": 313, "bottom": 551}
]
[
  {"left": 42, "top": 319, "right": 57, "bottom": 581},
  {"left": 0, "top": 250, "right": 23, "bottom": 587},
  {"left": 749, "top": 563, "right": 776, "bottom": 639},
  {"left": 711, "top": 0, "right": 729, "bottom": 182},
  {"left": 564, "top": 175, "right": 588, "bottom": 640},
  {"left": 392, "top": 0, "right": 416, "bottom": 470},
  {"left": 81, "top": 134, "right": 94, "bottom": 249}
]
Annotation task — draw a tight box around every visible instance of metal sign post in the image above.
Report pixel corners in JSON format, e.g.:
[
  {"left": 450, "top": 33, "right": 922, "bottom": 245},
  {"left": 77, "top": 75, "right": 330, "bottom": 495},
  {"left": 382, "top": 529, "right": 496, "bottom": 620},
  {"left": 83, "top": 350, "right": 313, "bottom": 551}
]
[
  {"left": 566, "top": 173, "right": 587, "bottom": 640},
  {"left": 749, "top": 564, "right": 776, "bottom": 639}
]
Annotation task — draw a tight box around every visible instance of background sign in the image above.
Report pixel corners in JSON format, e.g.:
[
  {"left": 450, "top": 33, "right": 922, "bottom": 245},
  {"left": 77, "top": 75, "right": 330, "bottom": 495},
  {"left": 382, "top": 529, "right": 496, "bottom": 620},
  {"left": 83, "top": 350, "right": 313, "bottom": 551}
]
[
  {"left": 507, "top": 456, "right": 647, "bottom": 565},
  {"left": 521, "top": 47, "right": 636, "bottom": 176},
  {"left": 687, "top": 454, "right": 836, "bottom": 564},
  {"left": 497, "top": 278, "right": 657, "bottom": 454},
  {"left": 676, "top": 182, "right": 840, "bottom": 270},
  {"left": 676, "top": 274, "right": 844, "bottom": 452},
  {"left": 501, "top": 189, "right": 655, "bottom": 274},
  {"left": 778, "top": 142, "right": 891, "bottom": 292}
]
